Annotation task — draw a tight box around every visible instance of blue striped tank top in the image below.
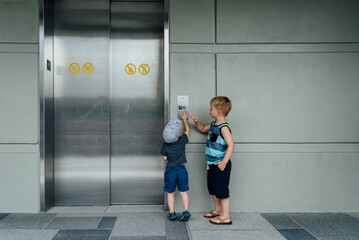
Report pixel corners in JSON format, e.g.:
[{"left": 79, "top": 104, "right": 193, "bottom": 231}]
[{"left": 205, "top": 121, "right": 231, "bottom": 165}]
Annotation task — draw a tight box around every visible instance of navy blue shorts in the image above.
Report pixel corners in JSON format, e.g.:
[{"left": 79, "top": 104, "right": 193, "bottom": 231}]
[
  {"left": 207, "top": 160, "right": 231, "bottom": 199},
  {"left": 164, "top": 165, "right": 189, "bottom": 193}
]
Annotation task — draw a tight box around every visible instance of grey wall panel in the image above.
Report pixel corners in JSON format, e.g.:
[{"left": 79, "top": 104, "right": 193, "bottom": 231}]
[
  {"left": 230, "top": 151, "right": 359, "bottom": 212},
  {"left": 0, "top": 152, "right": 39, "bottom": 212},
  {"left": 170, "top": 0, "right": 215, "bottom": 43},
  {"left": 217, "top": 0, "right": 359, "bottom": 43},
  {"left": 217, "top": 53, "right": 359, "bottom": 143},
  {"left": 0, "top": 53, "right": 38, "bottom": 143},
  {"left": 170, "top": 53, "right": 215, "bottom": 142},
  {"left": 0, "top": 0, "right": 38, "bottom": 43}
]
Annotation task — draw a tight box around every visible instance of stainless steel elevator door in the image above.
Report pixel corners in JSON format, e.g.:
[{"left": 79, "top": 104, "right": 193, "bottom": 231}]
[
  {"left": 110, "top": 2, "right": 164, "bottom": 204},
  {"left": 53, "top": 0, "right": 110, "bottom": 205}
]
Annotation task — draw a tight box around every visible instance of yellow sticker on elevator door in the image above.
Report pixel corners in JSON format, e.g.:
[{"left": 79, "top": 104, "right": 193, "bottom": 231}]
[
  {"left": 69, "top": 63, "right": 81, "bottom": 74},
  {"left": 139, "top": 63, "right": 150, "bottom": 75},
  {"left": 125, "top": 63, "right": 136, "bottom": 75},
  {"left": 83, "top": 63, "right": 94, "bottom": 74}
]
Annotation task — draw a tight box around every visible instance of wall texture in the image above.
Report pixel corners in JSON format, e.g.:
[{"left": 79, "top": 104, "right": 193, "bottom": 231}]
[
  {"left": 0, "top": 0, "right": 40, "bottom": 212},
  {"left": 170, "top": 0, "right": 359, "bottom": 212}
]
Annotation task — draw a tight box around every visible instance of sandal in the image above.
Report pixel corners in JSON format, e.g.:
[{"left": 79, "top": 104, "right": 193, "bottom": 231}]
[
  {"left": 204, "top": 210, "right": 219, "bottom": 218},
  {"left": 210, "top": 216, "right": 232, "bottom": 225}
]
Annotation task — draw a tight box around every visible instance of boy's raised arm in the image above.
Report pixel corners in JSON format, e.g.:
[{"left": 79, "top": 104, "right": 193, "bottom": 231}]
[
  {"left": 190, "top": 115, "right": 210, "bottom": 133},
  {"left": 181, "top": 111, "right": 190, "bottom": 136}
]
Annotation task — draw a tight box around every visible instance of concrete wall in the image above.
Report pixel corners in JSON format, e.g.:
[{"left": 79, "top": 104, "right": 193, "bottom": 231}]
[
  {"left": 170, "top": 0, "right": 359, "bottom": 212},
  {"left": 0, "top": 0, "right": 40, "bottom": 212}
]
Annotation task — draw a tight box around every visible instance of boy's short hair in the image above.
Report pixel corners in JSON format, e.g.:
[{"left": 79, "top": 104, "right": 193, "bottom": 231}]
[{"left": 210, "top": 96, "right": 232, "bottom": 116}]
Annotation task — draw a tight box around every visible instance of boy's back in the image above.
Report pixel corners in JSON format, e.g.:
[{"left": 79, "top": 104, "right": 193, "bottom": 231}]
[{"left": 161, "top": 134, "right": 188, "bottom": 171}]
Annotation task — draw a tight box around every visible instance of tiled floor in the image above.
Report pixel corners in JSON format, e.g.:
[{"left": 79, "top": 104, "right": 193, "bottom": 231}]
[{"left": 0, "top": 207, "right": 358, "bottom": 240}]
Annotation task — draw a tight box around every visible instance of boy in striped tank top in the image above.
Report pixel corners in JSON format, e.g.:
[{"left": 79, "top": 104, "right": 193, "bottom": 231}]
[{"left": 190, "top": 96, "right": 234, "bottom": 225}]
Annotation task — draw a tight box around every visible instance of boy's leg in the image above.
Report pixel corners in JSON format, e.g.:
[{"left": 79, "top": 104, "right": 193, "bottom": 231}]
[
  {"left": 220, "top": 197, "right": 230, "bottom": 219},
  {"left": 167, "top": 192, "right": 175, "bottom": 213},
  {"left": 179, "top": 191, "right": 189, "bottom": 211},
  {"left": 210, "top": 197, "right": 231, "bottom": 224},
  {"left": 212, "top": 195, "right": 222, "bottom": 215}
]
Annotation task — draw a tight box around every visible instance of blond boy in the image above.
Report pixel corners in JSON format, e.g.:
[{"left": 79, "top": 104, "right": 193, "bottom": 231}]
[{"left": 190, "top": 96, "right": 234, "bottom": 225}]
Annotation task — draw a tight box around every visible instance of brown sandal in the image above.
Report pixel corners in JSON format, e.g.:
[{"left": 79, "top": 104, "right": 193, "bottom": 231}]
[
  {"left": 210, "top": 216, "right": 232, "bottom": 225},
  {"left": 204, "top": 210, "right": 219, "bottom": 218}
]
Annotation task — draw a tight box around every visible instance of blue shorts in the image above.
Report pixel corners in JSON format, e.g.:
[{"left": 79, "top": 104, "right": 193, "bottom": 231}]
[
  {"left": 207, "top": 160, "right": 231, "bottom": 199},
  {"left": 164, "top": 165, "right": 189, "bottom": 193}
]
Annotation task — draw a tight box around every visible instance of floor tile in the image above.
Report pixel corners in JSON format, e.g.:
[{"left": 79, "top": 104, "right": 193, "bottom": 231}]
[
  {"left": 97, "top": 217, "right": 117, "bottom": 229},
  {"left": 261, "top": 213, "right": 302, "bottom": 229},
  {"left": 111, "top": 237, "right": 166, "bottom": 240},
  {"left": 52, "top": 229, "right": 111, "bottom": 240},
  {"left": 45, "top": 217, "right": 101, "bottom": 229},
  {"left": 0, "top": 213, "right": 56, "bottom": 229},
  {"left": 187, "top": 213, "right": 275, "bottom": 231},
  {"left": 106, "top": 205, "right": 164, "bottom": 213},
  {"left": 190, "top": 229, "right": 286, "bottom": 240},
  {"left": 47, "top": 206, "right": 108, "bottom": 214},
  {"left": 316, "top": 234, "right": 359, "bottom": 240},
  {"left": 165, "top": 219, "right": 189, "bottom": 240},
  {"left": 0, "top": 229, "right": 58, "bottom": 240},
  {"left": 288, "top": 213, "right": 359, "bottom": 237},
  {"left": 278, "top": 229, "right": 317, "bottom": 240},
  {"left": 0, "top": 213, "right": 10, "bottom": 221},
  {"left": 347, "top": 213, "right": 359, "bottom": 221},
  {"left": 111, "top": 212, "right": 166, "bottom": 237}
]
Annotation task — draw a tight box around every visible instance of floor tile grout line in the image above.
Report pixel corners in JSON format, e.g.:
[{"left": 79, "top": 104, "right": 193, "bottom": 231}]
[
  {"left": 95, "top": 216, "right": 104, "bottom": 229},
  {"left": 42, "top": 214, "right": 57, "bottom": 229},
  {"left": 285, "top": 213, "right": 320, "bottom": 240},
  {"left": 0, "top": 213, "right": 12, "bottom": 223},
  {"left": 185, "top": 222, "right": 193, "bottom": 240},
  {"left": 107, "top": 216, "right": 117, "bottom": 240},
  {"left": 50, "top": 229, "right": 60, "bottom": 240},
  {"left": 344, "top": 212, "right": 359, "bottom": 223}
]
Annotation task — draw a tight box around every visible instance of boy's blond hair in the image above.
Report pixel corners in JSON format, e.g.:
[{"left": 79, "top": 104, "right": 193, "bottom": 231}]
[{"left": 210, "top": 96, "right": 232, "bottom": 116}]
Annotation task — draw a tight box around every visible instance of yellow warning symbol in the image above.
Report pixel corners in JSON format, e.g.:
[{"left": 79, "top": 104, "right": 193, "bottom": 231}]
[
  {"left": 139, "top": 63, "right": 150, "bottom": 75},
  {"left": 125, "top": 63, "right": 136, "bottom": 75},
  {"left": 83, "top": 63, "right": 94, "bottom": 75},
  {"left": 69, "top": 63, "right": 80, "bottom": 75}
]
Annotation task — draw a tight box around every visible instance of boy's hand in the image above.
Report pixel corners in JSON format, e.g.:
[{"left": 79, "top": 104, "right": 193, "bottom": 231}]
[
  {"left": 214, "top": 161, "right": 227, "bottom": 171},
  {"left": 190, "top": 115, "right": 199, "bottom": 123},
  {"left": 181, "top": 111, "right": 189, "bottom": 121}
]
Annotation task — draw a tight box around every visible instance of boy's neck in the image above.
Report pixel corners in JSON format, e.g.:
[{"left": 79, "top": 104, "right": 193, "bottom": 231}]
[{"left": 215, "top": 115, "right": 226, "bottom": 125}]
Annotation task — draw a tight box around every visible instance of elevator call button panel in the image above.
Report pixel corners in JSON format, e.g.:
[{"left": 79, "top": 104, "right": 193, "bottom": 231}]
[{"left": 177, "top": 95, "right": 189, "bottom": 120}]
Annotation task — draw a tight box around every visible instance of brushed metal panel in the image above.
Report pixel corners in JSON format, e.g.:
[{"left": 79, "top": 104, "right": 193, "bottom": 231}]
[
  {"left": 40, "top": 0, "right": 55, "bottom": 211},
  {"left": 53, "top": 0, "right": 110, "bottom": 205},
  {"left": 110, "top": 2, "right": 164, "bottom": 204}
]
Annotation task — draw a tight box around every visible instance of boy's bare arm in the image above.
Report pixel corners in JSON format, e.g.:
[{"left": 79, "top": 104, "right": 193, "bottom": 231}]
[
  {"left": 181, "top": 111, "right": 190, "bottom": 136},
  {"left": 162, "top": 155, "right": 167, "bottom": 161},
  {"left": 215, "top": 127, "right": 234, "bottom": 171},
  {"left": 190, "top": 115, "right": 210, "bottom": 133}
]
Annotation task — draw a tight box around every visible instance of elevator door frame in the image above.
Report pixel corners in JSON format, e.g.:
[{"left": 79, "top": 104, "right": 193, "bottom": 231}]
[{"left": 39, "top": 0, "right": 169, "bottom": 210}]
